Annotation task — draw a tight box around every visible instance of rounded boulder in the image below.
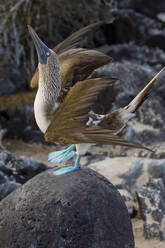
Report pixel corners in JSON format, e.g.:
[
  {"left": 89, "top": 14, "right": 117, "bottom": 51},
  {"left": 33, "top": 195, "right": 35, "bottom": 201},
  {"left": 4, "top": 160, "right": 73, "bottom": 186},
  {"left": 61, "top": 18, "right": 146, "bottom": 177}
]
[{"left": 0, "top": 168, "right": 134, "bottom": 248}]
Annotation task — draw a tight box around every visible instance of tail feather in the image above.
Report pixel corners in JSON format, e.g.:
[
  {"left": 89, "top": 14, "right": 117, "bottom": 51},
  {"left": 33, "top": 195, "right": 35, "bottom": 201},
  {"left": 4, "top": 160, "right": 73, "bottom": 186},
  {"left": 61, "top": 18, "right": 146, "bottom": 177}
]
[{"left": 125, "top": 67, "right": 164, "bottom": 113}]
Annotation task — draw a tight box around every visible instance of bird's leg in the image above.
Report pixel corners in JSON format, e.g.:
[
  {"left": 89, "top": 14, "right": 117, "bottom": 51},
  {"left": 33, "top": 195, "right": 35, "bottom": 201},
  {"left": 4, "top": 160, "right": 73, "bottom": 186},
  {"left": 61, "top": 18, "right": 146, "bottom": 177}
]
[
  {"left": 53, "top": 155, "right": 82, "bottom": 176},
  {"left": 48, "top": 144, "right": 76, "bottom": 163}
]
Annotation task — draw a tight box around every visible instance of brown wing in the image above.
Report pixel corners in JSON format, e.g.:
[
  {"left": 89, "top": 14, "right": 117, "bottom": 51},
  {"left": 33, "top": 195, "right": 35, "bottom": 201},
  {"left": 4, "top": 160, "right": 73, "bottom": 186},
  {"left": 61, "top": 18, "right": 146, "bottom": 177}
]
[
  {"left": 45, "top": 77, "right": 117, "bottom": 144},
  {"left": 44, "top": 77, "right": 134, "bottom": 147},
  {"left": 57, "top": 48, "right": 112, "bottom": 102},
  {"left": 54, "top": 22, "right": 104, "bottom": 55},
  {"left": 45, "top": 77, "right": 150, "bottom": 150},
  {"left": 81, "top": 126, "right": 149, "bottom": 150},
  {"left": 30, "top": 22, "right": 104, "bottom": 88}
]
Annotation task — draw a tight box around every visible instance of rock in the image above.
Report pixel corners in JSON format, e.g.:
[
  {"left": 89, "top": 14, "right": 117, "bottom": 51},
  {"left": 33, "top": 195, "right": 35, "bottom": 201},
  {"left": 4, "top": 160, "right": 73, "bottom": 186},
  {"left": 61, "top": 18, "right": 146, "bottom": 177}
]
[
  {"left": 136, "top": 178, "right": 165, "bottom": 241},
  {"left": 0, "top": 177, "right": 21, "bottom": 201},
  {"left": 104, "top": 9, "right": 165, "bottom": 52},
  {"left": 118, "top": 0, "right": 165, "bottom": 19},
  {"left": 124, "top": 125, "right": 165, "bottom": 146},
  {"left": 89, "top": 157, "right": 165, "bottom": 240},
  {"left": 0, "top": 160, "right": 13, "bottom": 175},
  {"left": 0, "top": 105, "right": 45, "bottom": 143},
  {"left": 0, "top": 168, "right": 21, "bottom": 201},
  {"left": 146, "top": 29, "right": 165, "bottom": 51},
  {"left": 0, "top": 150, "right": 16, "bottom": 164},
  {"left": 0, "top": 64, "right": 26, "bottom": 96},
  {"left": 12, "top": 156, "right": 48, "bottom": 184},
  {"left": 148, "top": 162, "right": 165, "bottom": 186},
  {"left": 95, "top": 62, "right": 155, "bottom": 107},
  {"left": 98, "top": 44, "right": 165, "bottom": 69},
  {"left": 89, "top": 157, "right": 165, "bottom": 196},
  {"left": 0, "top": 168, "right": 134, "bottom": 248},
  {"left": 0, "top": 151, "right": 48, "bottom": 200},
  {"left": 105, "top": 9, "right": 162, "bottom": 46},
  {"left": 157, "top": 13, "right": 165, "bottom": 23}
]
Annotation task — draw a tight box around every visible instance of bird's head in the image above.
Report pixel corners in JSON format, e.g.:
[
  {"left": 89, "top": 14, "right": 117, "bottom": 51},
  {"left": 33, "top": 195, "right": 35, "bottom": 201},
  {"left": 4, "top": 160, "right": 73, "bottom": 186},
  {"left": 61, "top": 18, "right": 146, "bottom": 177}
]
[
  {"left": 28, "top": 25, "right": 55, "bottom": 65},
  {"left": 28, "top": 25, "right": 60, "bottom": 89}
]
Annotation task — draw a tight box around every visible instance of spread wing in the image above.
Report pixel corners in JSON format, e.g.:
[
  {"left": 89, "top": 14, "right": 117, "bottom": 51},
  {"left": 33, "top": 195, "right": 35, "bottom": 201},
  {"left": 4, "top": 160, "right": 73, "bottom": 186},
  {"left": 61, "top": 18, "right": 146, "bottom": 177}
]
[
  {"left": 45, "top": 77, "right": 144, "bottom": 149},
  {"left": 57, "top": 48, "right": 112, "bottom": 102},
  {"left": 31, "top": 48, "right": 112, "bottom": 108},
  {"left": 30, "top": 22, "right": 104, "bottom": 88},
  {"left": 54, "top": 22, "right": 104, "bottom": 55}
]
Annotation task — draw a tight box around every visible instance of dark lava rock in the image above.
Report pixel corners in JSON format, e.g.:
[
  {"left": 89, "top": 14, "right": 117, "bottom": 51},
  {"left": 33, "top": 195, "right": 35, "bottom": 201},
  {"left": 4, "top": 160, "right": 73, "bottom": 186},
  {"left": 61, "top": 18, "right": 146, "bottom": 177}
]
[
  {"left": 95, "top": 62, "right": 155, "bottom": 107},
  {"left": 118, "top": 0, "right": 165, "bottom": 19},
  {"left": 0, "top": 151, "right": 48, "bottom": 200},
  {"left": 146, "top": 28, "right": 165, "bottom": 51},
  {"left": 116, "top": 161, "right": 143, "bottom": 194},
  {"left": 100, "top": 44, "right": 165, "bottom": 69},
  {"left": 104, "top": 9, "right": 165, "bottom": 52},
  {"left": 0, "top": 174, "right": 21, "bottom": 201},
  {"left": 0, "top": 168, "right": 134, "bottom": 248},
  {"left": 0, "top": 64, "right": 26, "bottom": 96},
  {"left": 106, "top": 9, "right": 162, "bottom": 46},
  {"left": 0, "top": 105, "right": 45, "bottom": 143},
  {"left": 123, "top": 125, "right": 165, "bottom": 146},
  {"left": 0, "top": 150, "right": 16, "bottom": 164},
  {"left": 148, "top": 162, "right": 165, "bottom": 185},
  {"left": 12, "top": 156, "right": 48, "bottom": 184},
  {"left": 136, "top": 178, "right": 165, "bottom": 241},
  {"left": 0, "top": 150, "right": 48, "bottom": 183}
]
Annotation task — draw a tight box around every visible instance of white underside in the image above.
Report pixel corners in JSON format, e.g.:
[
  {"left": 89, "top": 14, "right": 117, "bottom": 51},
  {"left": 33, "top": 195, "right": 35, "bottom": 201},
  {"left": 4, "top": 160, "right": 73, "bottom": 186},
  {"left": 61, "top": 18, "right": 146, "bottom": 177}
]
[
  {"left": 76, "top": 144, "right": 91, "bottom": 155},
  {"left": 34, "top": 89, "right": 51, "bottom": 133},
  {"left": 34, "top": 88, "right": 60, "bottom": 133}
]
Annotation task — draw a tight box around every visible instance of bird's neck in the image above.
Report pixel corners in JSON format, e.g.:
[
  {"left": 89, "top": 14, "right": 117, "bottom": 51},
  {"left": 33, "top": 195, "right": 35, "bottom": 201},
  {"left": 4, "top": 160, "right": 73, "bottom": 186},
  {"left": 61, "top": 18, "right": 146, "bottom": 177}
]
[{"left": 34, "top": 64, "right": 60, "bottom": 133}]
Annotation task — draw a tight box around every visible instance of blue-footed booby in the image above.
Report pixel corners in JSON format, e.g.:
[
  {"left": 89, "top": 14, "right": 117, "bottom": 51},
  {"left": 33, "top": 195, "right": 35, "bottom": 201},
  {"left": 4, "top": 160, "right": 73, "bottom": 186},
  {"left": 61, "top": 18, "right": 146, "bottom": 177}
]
[{"left": 28, "top": 25, "right": 163, "bottom": 176}]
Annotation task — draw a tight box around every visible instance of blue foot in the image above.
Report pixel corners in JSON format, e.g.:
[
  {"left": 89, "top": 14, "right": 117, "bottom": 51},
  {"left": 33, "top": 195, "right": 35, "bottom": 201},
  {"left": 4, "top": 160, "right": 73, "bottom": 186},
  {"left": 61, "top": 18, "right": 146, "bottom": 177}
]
[
  {"left": 48, "top": 144, "right": 76, "bottom": 163},
  {"left": 53, "top": 155, "right": 82, "bottom": 176}
]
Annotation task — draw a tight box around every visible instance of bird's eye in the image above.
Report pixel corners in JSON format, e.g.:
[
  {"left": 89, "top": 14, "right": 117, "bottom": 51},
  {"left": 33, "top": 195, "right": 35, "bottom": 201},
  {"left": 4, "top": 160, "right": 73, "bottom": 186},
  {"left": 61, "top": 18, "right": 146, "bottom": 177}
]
[{"left": 46, "top": 52, "right": 50, "bottom": 56}]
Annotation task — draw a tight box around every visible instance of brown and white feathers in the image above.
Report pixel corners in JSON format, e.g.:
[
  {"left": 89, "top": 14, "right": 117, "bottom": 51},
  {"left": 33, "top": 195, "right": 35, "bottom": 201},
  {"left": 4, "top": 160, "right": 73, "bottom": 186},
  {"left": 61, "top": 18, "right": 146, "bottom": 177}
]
[{"left": 45, "top": 68, "right": 164, "bottom": 150}]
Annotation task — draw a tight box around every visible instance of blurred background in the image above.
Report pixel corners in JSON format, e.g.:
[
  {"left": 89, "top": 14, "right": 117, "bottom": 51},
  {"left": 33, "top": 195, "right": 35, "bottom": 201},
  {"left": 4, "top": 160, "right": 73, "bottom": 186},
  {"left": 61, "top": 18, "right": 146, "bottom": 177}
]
[{"left": 0, "top": 1, "right": 165, "bottom": 247}]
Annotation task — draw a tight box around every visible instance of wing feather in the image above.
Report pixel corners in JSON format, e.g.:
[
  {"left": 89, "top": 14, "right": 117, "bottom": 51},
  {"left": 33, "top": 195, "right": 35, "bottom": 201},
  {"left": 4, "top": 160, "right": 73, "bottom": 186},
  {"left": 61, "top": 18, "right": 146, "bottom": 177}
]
[
  {"left": 54, "top": 22, "right": 104, "bottom": 55},
  {"left": 45, "top": 76, "right": 151, "bottom": 151},
  {"left": 44, "top": 77, "right": 117, "bottom": 144},
  {"left": 57, "top": 48, "right": 112, "bottom": 102}
]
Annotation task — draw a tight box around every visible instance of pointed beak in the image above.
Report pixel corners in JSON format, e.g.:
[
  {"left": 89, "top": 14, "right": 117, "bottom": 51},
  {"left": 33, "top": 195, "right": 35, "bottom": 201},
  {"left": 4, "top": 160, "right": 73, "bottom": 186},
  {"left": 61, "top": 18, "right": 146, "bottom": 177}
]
[{"left": 28, "top": 25, "right": 51, "bottom": 64}]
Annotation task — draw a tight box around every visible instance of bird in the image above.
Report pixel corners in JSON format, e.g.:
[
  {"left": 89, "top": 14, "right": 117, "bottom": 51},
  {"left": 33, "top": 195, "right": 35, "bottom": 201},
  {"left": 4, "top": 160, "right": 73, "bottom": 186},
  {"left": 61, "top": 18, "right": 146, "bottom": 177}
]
[
  {"left": 28, "top": 24, "right": 163, "bottom": 176},
  {"left": 29, "top": 23, "right": 113, "bottom": 165}
]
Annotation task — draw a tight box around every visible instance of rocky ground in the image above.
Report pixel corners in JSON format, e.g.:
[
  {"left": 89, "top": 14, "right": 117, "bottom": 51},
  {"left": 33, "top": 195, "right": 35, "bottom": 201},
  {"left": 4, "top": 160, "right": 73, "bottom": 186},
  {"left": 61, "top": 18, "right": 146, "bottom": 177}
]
[
  {"left": 1, "top": 1, "right": 165, "bottom": 247},
  {"left": 1, "top": 139, "right": 165, "bottom": 248}
]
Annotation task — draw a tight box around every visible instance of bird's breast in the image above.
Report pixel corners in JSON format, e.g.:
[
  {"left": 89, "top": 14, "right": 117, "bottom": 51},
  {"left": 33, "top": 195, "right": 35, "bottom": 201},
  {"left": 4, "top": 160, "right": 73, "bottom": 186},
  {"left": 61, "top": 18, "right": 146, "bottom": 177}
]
[
  {"left": 34, "top": 93, "right": 51, "bottom": 133},
  {"left": 34, "top": 87, "right": 59, "bottom": 133}
]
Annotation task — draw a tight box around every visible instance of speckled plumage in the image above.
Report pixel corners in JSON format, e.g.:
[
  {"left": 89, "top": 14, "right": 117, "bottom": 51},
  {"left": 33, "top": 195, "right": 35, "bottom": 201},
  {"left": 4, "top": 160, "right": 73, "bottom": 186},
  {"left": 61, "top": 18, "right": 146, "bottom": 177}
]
[{"left": 34, "top": 52, "right": 60, "bottom": 133}]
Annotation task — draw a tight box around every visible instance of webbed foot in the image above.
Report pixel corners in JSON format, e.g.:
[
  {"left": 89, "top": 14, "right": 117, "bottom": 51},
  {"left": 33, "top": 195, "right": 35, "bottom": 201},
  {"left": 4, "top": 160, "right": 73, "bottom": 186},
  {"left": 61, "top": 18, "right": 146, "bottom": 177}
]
[
  {"left": 53, "top": 155, "right": 81, "bottom": 176},
  {"left": 48, "top": 144, "right": 76, "bottom": 163}
]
